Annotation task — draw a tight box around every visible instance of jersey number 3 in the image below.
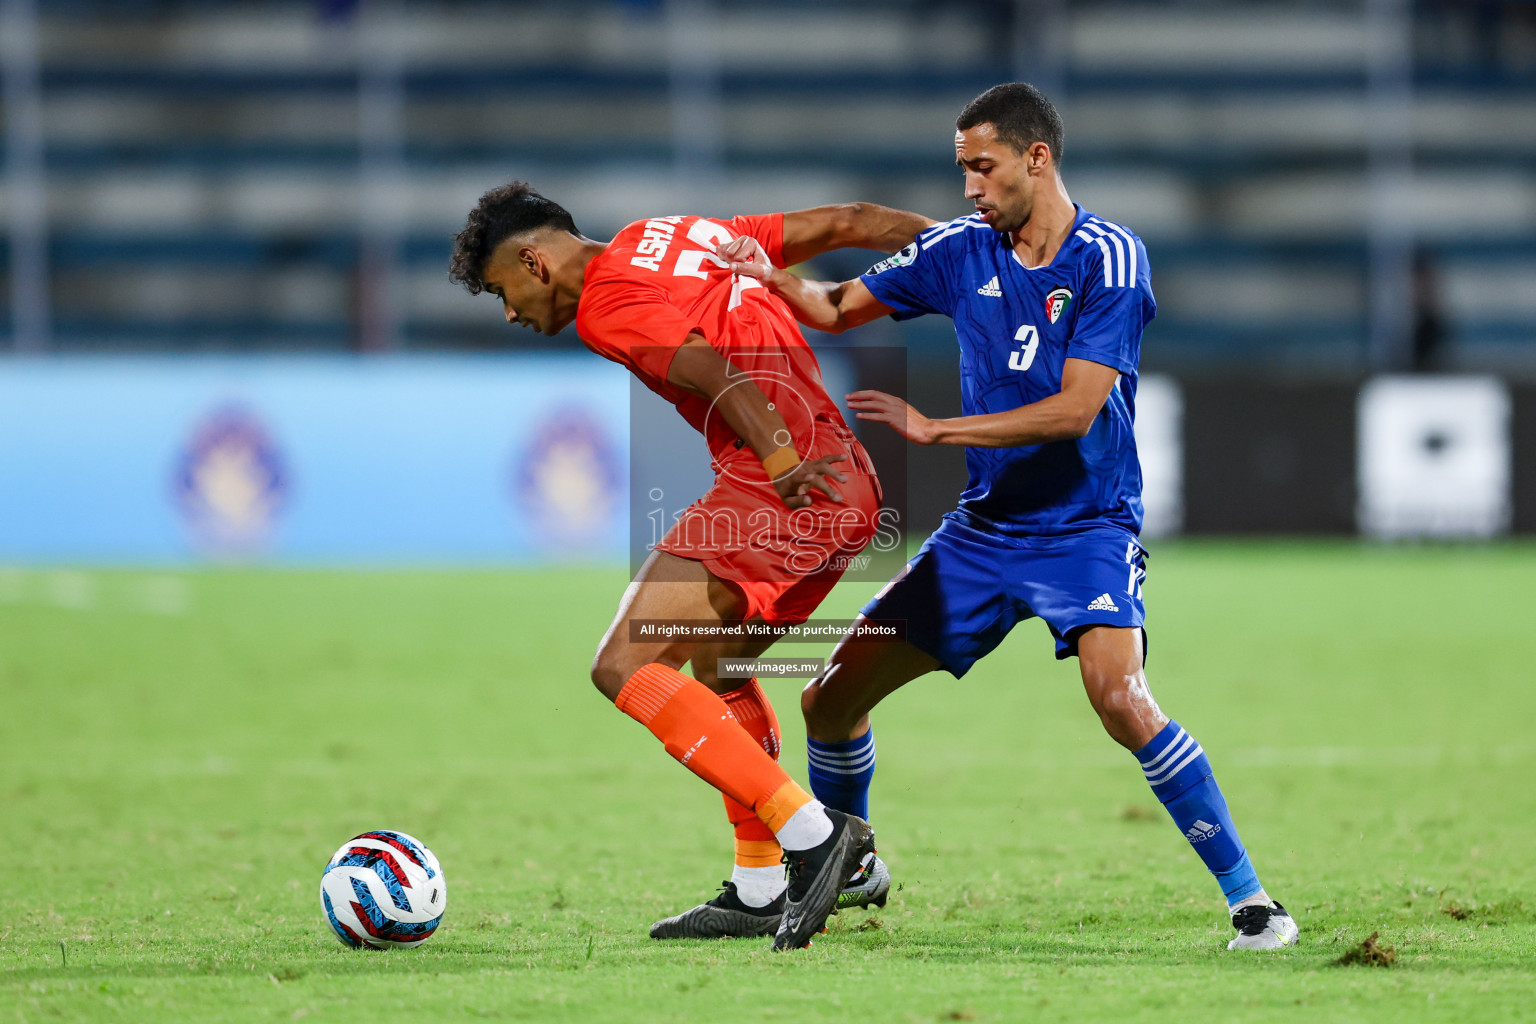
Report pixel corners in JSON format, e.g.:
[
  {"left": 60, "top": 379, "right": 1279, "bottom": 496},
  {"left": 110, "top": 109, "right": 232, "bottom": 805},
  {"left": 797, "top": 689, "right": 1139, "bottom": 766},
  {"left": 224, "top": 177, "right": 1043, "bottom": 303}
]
[{"left": 1009, "top": 324, "right": 1040, "bottom": 372}]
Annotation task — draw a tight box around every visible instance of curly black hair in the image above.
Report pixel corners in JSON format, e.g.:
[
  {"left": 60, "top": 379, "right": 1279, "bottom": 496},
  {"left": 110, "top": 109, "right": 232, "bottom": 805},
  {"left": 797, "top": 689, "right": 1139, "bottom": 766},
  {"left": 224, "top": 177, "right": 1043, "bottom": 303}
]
[
  {"left": 957, "top": 82, "right": 1064, "bottom": 164},
  {"left": 448, "top": 181, "right": 580, "bottom": 295}
]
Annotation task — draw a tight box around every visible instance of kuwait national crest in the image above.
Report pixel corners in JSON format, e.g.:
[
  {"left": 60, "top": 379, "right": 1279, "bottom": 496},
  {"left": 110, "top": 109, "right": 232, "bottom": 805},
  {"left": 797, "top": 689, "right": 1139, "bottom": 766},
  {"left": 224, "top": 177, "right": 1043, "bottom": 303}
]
[{"left": 1045, "top": 287, "right": 1073, "bottom": 324}]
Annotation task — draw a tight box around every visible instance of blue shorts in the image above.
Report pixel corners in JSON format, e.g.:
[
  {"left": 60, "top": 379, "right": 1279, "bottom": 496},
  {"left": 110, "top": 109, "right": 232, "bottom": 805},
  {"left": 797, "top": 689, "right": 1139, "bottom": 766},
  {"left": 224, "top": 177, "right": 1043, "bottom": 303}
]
[{"left": 861, "top": 513, "right": 1147, "bottom": 678}]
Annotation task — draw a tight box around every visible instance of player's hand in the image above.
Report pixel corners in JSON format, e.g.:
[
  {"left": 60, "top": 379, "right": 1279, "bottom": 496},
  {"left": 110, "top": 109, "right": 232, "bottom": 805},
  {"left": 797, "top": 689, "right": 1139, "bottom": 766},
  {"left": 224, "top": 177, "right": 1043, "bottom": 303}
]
[
  {"left": 716, "top": 236, "right": 775, "bottom": 281},
  {"left": 846, "top": 390, "right": 938, "bottom": 445},
  {"left": 771, "top": 453, "right": 848, "bottom": 509}
]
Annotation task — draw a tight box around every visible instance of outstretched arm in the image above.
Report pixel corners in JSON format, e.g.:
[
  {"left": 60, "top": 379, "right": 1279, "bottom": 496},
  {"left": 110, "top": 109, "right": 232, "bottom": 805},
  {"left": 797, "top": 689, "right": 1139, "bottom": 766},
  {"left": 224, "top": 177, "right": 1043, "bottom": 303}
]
[
  {"left": 779, "top": 203, "right": 937, "bottom": 264},
  {"left": 717, "top": 236, "right": 896, "bottom": 334},
  {"left": 847, "top": 358, "right": 1121, "bottom": 448}
]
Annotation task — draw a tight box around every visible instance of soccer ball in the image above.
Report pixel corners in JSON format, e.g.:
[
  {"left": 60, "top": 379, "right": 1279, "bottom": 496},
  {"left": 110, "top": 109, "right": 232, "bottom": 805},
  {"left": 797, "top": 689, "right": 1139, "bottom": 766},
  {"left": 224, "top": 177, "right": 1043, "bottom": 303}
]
[{"left": 320, "top": 830, "right": 447, "bottom": 949}]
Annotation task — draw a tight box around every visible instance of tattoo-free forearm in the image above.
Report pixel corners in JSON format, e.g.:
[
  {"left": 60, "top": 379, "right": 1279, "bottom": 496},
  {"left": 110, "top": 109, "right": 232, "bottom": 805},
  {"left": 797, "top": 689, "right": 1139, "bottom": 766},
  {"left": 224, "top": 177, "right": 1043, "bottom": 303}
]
[
  {"left": 712, "top": 376, "right": 798, "bottom": 461},
  {"left": 666, "top": 336, "right": 797, "bottom": 458},
  {"left": 781, "top": 203, "right": 937, "bottom": 264},
  {"left": 757, "top": 269, "right": 856, "bottom": 333},
  {"left": 928, "top": 394, "right": 1099, "bottom": 448},
  {"left": 924, "top": 358, "right": 1119, "bottom": 447},
  {"left": 837, "top": 203, "right": 937, "bottom": 254}
]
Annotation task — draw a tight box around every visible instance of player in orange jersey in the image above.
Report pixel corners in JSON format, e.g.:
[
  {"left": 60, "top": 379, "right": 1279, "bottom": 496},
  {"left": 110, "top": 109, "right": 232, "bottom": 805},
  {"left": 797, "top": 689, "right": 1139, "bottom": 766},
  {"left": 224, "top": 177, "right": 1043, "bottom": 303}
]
[{"left": 449, "top": 182, "right": 934, "bottom": 949}]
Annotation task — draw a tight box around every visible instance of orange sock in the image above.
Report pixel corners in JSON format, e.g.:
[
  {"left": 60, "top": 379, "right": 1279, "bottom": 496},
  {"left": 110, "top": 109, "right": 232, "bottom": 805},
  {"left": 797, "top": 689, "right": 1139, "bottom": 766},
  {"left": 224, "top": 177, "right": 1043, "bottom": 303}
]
[
  {"left": 616, "top": 663, "right": 813, "bottom": 833},
  {"left": 722, "top": 678, "right": 782, "bottom": 759},
  {"left": 722, "top": 680, "right": 784, "bottom": 867}
]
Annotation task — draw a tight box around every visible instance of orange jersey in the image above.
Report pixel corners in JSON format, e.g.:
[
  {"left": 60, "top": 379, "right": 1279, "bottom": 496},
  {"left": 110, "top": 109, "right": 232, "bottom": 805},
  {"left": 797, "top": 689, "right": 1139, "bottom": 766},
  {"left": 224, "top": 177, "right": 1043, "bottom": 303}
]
[{"left": 576, "top": 212, "right": 851, "bottom": 468}]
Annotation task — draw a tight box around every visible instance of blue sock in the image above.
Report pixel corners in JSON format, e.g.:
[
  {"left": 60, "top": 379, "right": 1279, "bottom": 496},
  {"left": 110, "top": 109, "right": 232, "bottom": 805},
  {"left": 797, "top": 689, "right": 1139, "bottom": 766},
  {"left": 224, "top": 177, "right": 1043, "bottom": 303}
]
[
  {"left": 1135, "top": 720, "right": 1265, "bottom": 908},
  {"left": 806, "top": 730, "right": 876, "bottom": 821}
]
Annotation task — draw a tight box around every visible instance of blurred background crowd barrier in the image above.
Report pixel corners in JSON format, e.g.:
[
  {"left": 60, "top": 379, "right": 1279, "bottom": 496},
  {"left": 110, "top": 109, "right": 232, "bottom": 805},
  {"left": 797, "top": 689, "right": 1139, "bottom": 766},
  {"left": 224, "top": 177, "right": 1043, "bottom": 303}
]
[{"left": 1, "top": 0, "right": 1533, "bottom": 562}]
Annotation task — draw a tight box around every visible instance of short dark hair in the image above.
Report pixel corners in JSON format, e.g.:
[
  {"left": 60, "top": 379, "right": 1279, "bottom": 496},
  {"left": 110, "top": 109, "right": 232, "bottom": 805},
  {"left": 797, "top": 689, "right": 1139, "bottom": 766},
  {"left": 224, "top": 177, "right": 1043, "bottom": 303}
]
[
  {"left": 449, "top": 181, "right": 580, "bottom": 294},
  {"left": 956, "top": 82, "right": 1064, "bottom": 164}
]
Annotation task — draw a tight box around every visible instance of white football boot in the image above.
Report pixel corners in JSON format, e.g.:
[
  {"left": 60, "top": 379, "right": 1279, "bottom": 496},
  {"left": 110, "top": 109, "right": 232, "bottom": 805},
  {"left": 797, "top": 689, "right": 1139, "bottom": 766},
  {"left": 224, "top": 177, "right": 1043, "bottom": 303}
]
[
  {"left": 836, "top": 850, "right": 891, "bottom": 911},
  {"left": 1227, "top": 901, "right": 1299, "bottom": 950}
]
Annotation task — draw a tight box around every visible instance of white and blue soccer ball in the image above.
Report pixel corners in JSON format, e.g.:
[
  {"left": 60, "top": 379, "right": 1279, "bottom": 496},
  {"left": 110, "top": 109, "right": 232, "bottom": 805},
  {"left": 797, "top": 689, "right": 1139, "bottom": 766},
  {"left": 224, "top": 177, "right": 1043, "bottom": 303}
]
[{"left": 320, "top": 830, "right": 447, "bottom": 949}]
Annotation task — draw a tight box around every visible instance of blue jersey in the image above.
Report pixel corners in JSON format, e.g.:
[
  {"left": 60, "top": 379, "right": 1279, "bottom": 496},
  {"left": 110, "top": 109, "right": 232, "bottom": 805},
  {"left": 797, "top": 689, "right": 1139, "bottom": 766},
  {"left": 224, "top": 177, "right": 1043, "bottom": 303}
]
[{"left": 860, "top": 204, "right": 1155, "bottom": 537}]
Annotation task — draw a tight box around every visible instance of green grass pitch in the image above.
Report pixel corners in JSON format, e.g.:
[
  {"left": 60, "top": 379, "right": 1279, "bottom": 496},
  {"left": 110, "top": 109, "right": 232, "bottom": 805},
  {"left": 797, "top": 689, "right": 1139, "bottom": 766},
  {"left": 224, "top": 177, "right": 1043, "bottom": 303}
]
[{"left": 3, "top": 542, "right": 1534, "bottom": 1022}]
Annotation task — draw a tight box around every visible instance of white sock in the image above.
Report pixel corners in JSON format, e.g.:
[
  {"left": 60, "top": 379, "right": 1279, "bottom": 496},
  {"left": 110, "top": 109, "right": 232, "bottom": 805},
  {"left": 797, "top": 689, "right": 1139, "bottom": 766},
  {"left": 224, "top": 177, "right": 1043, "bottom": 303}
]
[
  {"left": 1229, "top": 890, "right": 1272, "bottom": 914},
  {"left": 731, "top": 865, "right": 786, "bottom": 908},
  {"left": 774, "top": 800, "right": 833, "bottom": 851}
]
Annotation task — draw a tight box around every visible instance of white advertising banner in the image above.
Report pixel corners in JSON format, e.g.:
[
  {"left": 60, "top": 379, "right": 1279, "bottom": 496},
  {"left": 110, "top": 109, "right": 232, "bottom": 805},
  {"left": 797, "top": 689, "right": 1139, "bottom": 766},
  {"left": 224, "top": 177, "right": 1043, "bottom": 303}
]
[
  {"left": 1135, "top": 374, "right": 1184, "bottom": 538},
  {"left": 1358, "top": 376, "right": 1511, "bottom": 539}
]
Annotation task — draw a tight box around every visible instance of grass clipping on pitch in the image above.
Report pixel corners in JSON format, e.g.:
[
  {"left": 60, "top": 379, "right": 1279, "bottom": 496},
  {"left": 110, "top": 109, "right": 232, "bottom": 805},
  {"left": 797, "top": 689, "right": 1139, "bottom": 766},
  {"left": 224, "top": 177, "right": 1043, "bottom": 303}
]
[{"left": 1332, "top": 930, "right": 1397, "bottom": 968}]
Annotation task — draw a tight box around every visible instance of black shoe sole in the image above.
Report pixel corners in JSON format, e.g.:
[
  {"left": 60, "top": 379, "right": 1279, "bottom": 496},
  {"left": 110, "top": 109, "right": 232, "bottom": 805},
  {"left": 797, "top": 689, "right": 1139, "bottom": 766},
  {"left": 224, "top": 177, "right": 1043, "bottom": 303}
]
[
  {"left": 772, "top": 815, "right": 876, "bottom": 951},
  {"left": 650, "top": 905, "right": 781, "bottom": 939}
]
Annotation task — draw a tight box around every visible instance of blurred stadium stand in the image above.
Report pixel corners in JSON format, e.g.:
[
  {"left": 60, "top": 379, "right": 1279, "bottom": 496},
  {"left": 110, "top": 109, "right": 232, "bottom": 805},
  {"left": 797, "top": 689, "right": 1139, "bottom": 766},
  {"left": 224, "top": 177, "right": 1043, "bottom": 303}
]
[{"left": 3, "top": 0, "right": 1534, "bottom": 369}]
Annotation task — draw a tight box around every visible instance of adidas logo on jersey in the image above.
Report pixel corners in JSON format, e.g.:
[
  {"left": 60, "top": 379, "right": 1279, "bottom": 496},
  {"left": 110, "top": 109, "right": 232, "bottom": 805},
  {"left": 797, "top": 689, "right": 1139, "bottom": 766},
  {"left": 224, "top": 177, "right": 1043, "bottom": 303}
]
[
  {"left": 977, "top": 276, "right": 1002, "bottom": 297},
  {"left": 1185, "top": 820, "right": 1221, "bottom": 843},
  {"left": 1086, "top": 593, "right": 1119, "bottom": 612}
]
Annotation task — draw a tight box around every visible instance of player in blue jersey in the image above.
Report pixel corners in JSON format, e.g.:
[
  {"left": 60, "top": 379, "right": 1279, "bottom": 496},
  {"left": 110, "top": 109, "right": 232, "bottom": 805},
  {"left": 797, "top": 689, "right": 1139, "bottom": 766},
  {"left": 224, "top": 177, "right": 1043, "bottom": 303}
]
[{"left": 720, "top": 83, "right": 1298, "bottom": 950}]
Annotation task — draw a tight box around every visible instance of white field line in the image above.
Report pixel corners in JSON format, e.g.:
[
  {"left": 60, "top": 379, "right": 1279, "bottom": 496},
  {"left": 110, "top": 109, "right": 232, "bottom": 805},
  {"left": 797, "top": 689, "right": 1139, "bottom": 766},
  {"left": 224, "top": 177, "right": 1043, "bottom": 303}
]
[{"left": 0, "top": 568, "right": 191, "bottom": 615}]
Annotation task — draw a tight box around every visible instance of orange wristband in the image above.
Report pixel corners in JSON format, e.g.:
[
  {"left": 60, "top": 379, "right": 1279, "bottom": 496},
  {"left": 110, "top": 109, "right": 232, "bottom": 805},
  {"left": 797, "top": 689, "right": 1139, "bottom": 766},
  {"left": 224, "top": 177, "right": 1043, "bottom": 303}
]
[{"left": 760, "top": 445, "right": 801, "bottom": 480}]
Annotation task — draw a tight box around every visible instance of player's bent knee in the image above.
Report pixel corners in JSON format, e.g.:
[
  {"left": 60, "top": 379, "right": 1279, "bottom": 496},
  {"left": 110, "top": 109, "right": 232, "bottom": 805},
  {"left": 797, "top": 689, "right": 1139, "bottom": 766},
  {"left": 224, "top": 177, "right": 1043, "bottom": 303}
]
[
  {"left": 800, "top": 673, "right": 853, "bottom": 739},
  {"left": 800, "top": 673, "right": 826, "bottom": 717},
  {"left": 800, "top": 675, "right": 825, "bottom": 725},
  {"left": 591, "top": 641, "right": 695, "bottom": 703},
  {"left": 1080, "top": 662, "right": 1115, "bottom": 707},
  {"left": 1080, "top": 661, "right": 1162, "bottom": 750},
  {"left": 589, "top": 646, "right": 632, "bottom": 703}
]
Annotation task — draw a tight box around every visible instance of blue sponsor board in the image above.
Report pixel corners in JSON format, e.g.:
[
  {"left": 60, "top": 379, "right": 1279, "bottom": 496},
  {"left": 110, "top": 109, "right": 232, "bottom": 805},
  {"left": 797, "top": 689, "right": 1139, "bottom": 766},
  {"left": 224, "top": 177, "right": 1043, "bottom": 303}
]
[{"left": 0, "top": 356, "right": 628, "bottom": 563}]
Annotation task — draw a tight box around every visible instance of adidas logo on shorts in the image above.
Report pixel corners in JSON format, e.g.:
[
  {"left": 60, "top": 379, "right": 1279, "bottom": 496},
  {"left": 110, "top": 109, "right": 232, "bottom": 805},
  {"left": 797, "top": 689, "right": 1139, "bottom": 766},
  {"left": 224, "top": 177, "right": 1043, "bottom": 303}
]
[{"left": 1086, "top": 593, "right": 1119, "bottom": 612}]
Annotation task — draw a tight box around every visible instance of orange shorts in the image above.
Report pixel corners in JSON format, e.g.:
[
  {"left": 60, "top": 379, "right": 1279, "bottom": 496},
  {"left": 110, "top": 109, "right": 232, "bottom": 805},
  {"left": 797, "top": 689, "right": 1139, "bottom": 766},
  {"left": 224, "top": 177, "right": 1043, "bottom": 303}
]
[{"left": 657, "top": 431, "right": 883, "bottom": 626}]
